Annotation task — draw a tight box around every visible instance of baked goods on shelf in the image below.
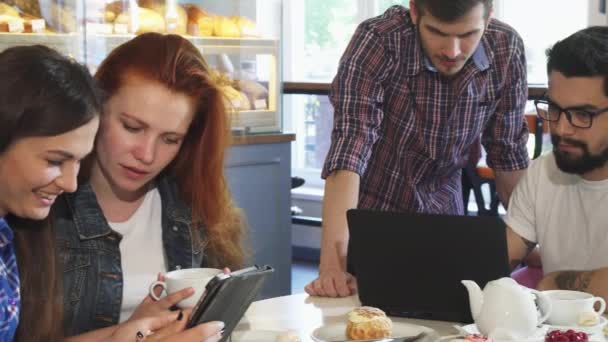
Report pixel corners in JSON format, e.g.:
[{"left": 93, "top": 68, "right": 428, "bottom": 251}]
[
  {"left": 185, "top": 4, "right": 213, "bottom": 36},
  {"left": 0, "top": 2, "right": 46, "bottom": 33},
  {"left": 114, "top": 7, "right": 164, "bottom": 34},
  {"left": 211, "top": 70, "right": 251, "bottom": 111},
  {"left": 232, "top": 15, "right": 259, "bottom": 37},
  {"left": 0, "top": 7, "right": 24, "bottom": 32},
  {"left": 212, "top": 15, "right": 239, "bottom": 37},
  {"left": 185, "top": 4, "right": 258, "bottom": 38},
  {"left": 139, "top": 0, "right": 187, "bottom": 34},
  {"left": 346, "top": 306, "right": 392, "bottom": 340},
  {"left": 234, "top": 79, "right": 268, "bottom": 110}
]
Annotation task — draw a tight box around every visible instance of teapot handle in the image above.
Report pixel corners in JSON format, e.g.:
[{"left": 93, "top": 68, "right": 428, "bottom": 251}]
[{"left": 531, "top": 289, "right": 552, "bottom": 324}]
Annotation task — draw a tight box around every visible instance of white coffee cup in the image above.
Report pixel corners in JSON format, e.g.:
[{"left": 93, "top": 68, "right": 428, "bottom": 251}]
[
  {"left": 544, "top": 290, "right": 606, "bottom": 326},
  {"left": 149, "top": 268, "right": 221, "bottom": 308}
]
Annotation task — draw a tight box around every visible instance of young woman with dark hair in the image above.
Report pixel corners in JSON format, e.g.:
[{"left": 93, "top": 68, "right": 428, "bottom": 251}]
[
  {"left": 0, "top": 44, "right": 102, "bottom": 342},
  {"left": 1, "top": 44, "right": 223, "bottom": 342},
  {"left": 53, "top": 32, "right": 246, "bottom": 337}
]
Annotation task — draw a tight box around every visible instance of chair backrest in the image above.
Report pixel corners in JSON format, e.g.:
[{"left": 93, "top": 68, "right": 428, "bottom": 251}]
[{"left": 525, "top": 113, "right": 550, "bottom": 159}]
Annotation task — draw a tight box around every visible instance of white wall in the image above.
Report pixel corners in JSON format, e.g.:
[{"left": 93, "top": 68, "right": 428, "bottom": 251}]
[{"left": 588, "top": 0, "right": 608, "bottom": 25}]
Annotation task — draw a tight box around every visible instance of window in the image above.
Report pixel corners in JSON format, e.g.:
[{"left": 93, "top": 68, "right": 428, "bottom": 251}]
[
  {"left": 284, "top": 1, "right": 407, "bottom": 188},
  {"left": 284, "top": 0, "right": 590, "bottom": 190},
  {"left": 494, "top": 0, "right": 589, "bottom": 85}
]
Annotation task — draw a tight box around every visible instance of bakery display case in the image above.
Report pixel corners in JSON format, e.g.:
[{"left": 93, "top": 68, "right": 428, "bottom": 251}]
[{"left": 0, "top": 0, "right": 283, "bottom": 133}]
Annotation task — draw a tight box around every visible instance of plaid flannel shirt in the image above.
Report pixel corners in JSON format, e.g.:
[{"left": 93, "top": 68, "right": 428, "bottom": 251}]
[
  {"left": 323, "top": 6, "right": 530, "bottom": 214},
  {"left": 0, "top": 218, "right": 20, "bottom": 340}
]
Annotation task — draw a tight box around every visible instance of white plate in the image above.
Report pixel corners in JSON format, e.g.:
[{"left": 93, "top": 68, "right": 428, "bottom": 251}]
[
  {"left": 231, "top": 330, "right": 301, "bottom": 342},
  {"left": 311, "top": 321, "right": 432, "bottom": 342}
]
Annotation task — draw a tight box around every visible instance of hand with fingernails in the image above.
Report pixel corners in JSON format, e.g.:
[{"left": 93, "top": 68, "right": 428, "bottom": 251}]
[
  {"left": 106, "top": 310, "right": 225, "bottom": 342},
  {"left": 131, "top": 268, "right": 231, "bottom": 322}
]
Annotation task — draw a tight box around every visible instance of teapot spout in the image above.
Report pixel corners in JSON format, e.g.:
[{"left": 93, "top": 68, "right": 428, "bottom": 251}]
[{"left": 461, "top": 280, "right": 483, "bottom": 320}]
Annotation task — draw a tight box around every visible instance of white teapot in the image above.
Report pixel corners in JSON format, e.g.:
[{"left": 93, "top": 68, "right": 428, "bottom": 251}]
[{"left": 461, "top": 277, "right": 552, "bottom": 340}]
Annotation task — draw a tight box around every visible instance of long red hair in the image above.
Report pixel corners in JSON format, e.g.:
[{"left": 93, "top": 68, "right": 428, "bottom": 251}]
[{"left": 95, "top": 33, "right": 245, "bottom": 268}]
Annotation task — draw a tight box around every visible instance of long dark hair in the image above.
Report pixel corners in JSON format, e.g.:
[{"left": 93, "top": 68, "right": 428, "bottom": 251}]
[{"left": 0, "top": 45, "right": 102, "bottom": 341}]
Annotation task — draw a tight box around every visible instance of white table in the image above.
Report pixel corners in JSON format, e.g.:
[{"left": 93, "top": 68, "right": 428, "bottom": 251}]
[{"left": 234, "top": 293, "right": 462, "bottom": 341}]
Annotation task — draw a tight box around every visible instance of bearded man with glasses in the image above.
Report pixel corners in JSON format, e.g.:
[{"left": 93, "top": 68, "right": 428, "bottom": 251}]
[{"left": 507, "top": 26, "right": 608, "bottom": 303}]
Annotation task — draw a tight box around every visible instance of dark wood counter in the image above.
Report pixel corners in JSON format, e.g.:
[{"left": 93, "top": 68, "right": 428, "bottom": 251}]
[{"left": 231, "top": 133, "right": 295, "bottom": 146}]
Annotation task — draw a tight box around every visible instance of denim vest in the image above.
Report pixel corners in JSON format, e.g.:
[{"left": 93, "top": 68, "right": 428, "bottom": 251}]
[{"left": 54, "top": 176, "right": 206, "bottom": 336}]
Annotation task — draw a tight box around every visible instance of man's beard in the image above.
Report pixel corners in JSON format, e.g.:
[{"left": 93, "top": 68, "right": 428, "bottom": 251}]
[{"left": 552, "top": 134, "right": 608, "bottom": 175}]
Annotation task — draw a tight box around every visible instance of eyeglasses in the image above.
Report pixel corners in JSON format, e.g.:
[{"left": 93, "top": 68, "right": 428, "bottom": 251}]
[{"left": 534, "top": 98, "right": 608, "bottom": 129}]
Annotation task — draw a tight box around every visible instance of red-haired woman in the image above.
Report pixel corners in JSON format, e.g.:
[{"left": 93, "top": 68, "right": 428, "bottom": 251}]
[{"left": 52, "top": 33, "right": 246, "bottom": 338}]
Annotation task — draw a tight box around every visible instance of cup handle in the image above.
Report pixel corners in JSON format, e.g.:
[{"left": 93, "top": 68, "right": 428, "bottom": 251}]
[
  {"left": 594, "top": 297, "right": 606, "bottom": 315},
  {"left": 149, "top": 281, "right": 167, "bottom": 301},
  {"left": 532, "top": 289, "right": 553, "bottom": 324}
]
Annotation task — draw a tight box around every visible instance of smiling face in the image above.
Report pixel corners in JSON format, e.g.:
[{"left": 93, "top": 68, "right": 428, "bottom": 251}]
[
  {"left": 410, "top": 2, "right": 490, "bottom": 76},
  {"left": 0, "top": 118, "right": 99, "bottom": 219},
  {"left": 548, "top": 71, "right": 608, "bottom": 179},
  {"left": 91, "top": 72, "right": 196, "bottom": 199}
]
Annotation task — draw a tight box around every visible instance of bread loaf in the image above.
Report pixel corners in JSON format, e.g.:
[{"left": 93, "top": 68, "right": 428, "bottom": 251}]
[
  {"left": 213, "top": 16, "right": 239, "bottom": 37},
  {"left": 2, "top": 0, "right": 40, "bottom": 17},
  {"left": 104, "top": 1, "right": 124, "bottom": 22},
  {"left": 6, "top": 1, "right": 78, "bottom": 33},
  {"left": 140, "top": 0, "right": 187, "bottom": 34},
  {"left": 0, "top": 3, "right": 23, "bottom": 32},
  {"left": 186, "top": 4, "right": 213, "bottom": 36},
  {"left": 232, "top": 16, "right": 259, "bottom": 37},
  {"left": 234, "top": 80, "right": 268, "bottom": 108},
  {"left": 0, "top": 3, "right": 20, "bottom": 17}
]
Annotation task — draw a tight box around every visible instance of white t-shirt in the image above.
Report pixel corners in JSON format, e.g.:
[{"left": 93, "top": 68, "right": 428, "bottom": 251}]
[
  {"left": 109, "top": 187, "right": 166, "bottom": 322},
  {"left": 505, "top": 153, "right": 608, "bottom": 275}
]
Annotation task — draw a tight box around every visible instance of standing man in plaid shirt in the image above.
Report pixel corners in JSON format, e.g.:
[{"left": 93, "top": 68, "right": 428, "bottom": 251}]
[{"left": 306, "top": 0, "right": 530, "bottom": 297}]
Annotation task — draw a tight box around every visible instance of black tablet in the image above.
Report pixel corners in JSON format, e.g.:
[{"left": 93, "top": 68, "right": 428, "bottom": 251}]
[{"left": 186, "top": 265, "right": 274, "bottom": 340}]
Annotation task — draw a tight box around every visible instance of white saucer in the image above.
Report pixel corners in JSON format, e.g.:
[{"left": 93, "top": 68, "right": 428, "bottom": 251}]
[
  {"left": 231, "top": 330, "right": 301, "bottom": 342},
  {"left": 311, "top": 321, "right": 433, "bottom": 342}
]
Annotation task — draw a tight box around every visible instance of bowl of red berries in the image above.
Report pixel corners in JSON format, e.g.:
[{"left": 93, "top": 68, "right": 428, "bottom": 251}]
[{"left": 545, "top": 329, "right": 588, "bottom": 342}]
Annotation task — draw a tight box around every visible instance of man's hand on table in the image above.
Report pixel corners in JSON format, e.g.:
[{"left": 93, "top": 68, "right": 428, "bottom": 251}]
[{"left": 305, "top": 269, "right": 357, "bottom": 297}]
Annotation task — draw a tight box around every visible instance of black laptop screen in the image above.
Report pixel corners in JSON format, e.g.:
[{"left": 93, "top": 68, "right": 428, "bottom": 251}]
[{"left": 346, "top": 209, "right": 511, "bottom": 323}]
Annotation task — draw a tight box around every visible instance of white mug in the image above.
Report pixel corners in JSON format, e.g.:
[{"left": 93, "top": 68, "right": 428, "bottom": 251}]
[
  {"left": 544, "top": 290, "right": 606, "bottom": 326},
  {"left": 149, "top": 268, "right": 221, "bottom": 308}
]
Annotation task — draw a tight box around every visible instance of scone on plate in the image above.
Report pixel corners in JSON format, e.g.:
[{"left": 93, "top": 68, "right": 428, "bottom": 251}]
[{"left": 346, "top": 306, "right": 392, "bottom": 340}]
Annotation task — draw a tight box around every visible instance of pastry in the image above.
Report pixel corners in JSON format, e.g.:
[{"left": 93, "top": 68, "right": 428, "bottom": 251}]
[
  {"left": 213, "top": 16, "right": 239, "bottom": 37},
  {"left": 0, "top": 15, "right": 24, "bottom": 33},
  {"left": 220, "top": 85, "right": 251, "bottom": 111},
  {"left": 0, "top": 3, "right": 20, "bottom": 17},
  {"left": 185, "top": 4, "right": 213, "bottom": 36},
  {"left": 577, "top": 311, "right": 600, "bottom": 327},
  {"left": 346, "top": 306, "right": 392, "bottom": 340},
  {"left": 0, "top": 3, "right": 23, "bottom": 32},
  {"left": 2, "top": 0, "right": 40, "bottom": 17},
  {"left": 22, "top": 16, "right": 45, "bottom": 33},
  {"left": 141, "top": 1, "right": 187, "bottom": 34},
  {"left": 232, "top": 15, "right": 259, "bottom": 37},
  {"left": 234, "top": 80, "right": 268, "bottom": 106},
  {"left": 104, "top": 1, "right": 124, "bottom": 22}
]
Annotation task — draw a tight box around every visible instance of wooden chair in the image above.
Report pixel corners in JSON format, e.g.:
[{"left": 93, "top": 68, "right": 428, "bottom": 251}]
[{"left": 462, "top": 113, "right": 549, "bottom": 215}]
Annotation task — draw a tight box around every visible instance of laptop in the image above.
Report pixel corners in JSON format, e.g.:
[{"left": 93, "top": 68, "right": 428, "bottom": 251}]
[{"left": 346, "top": 209, "right": 511, "bottom": 323}]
